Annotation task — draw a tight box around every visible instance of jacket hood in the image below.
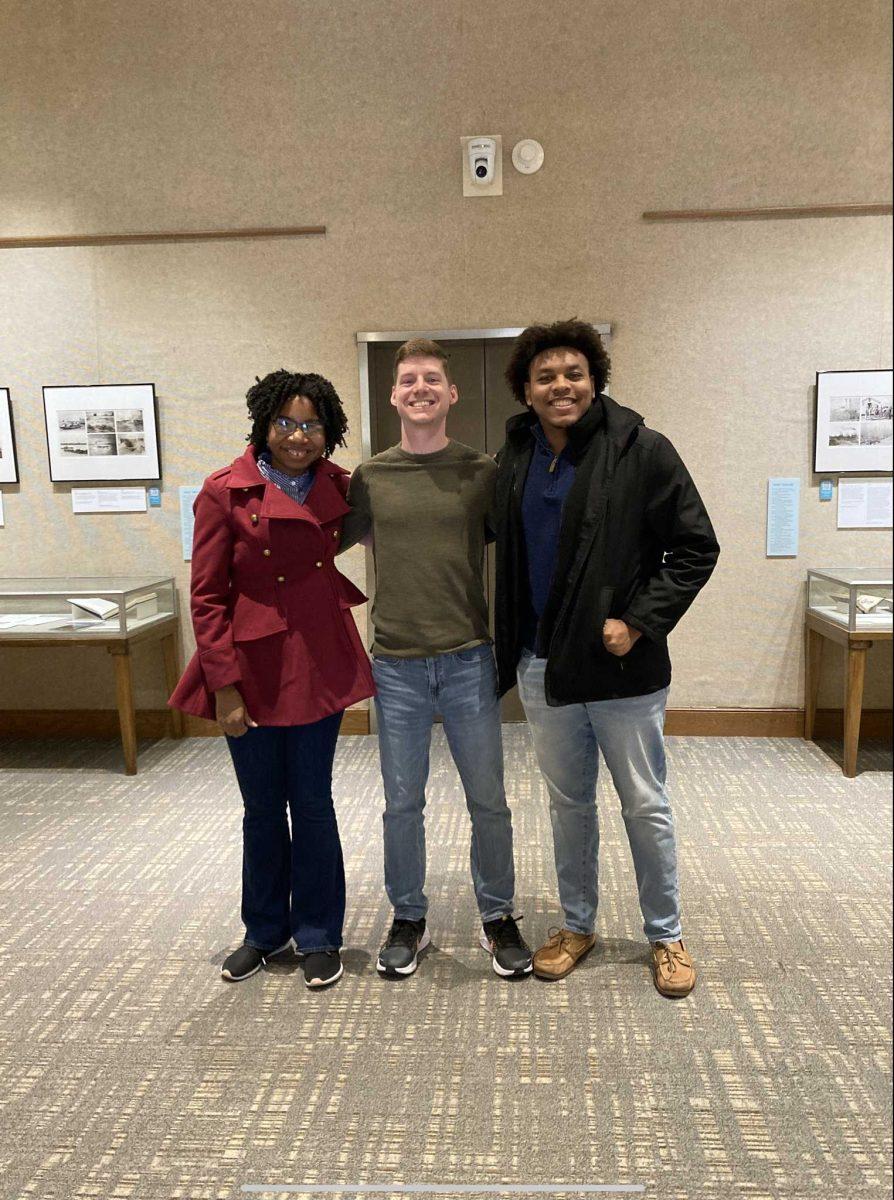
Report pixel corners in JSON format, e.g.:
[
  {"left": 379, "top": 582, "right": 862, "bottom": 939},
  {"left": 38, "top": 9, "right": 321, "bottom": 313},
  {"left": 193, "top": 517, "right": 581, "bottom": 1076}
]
[{"left": 504, "top": 394, "right": 644, "bottom": 455}]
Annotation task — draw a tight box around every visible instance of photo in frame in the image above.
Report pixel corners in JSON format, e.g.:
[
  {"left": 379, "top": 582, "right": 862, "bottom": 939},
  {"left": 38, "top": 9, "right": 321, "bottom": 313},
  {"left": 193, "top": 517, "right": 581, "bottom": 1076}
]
[
  {"left": 814, "top": 369, "right": 893, "bottom": 474},
  {"left": 0, "top": 389, "right": 19, "bottom": 483},
  {"left": 43, "top": 383, "right": 160, "bottom": 482}
]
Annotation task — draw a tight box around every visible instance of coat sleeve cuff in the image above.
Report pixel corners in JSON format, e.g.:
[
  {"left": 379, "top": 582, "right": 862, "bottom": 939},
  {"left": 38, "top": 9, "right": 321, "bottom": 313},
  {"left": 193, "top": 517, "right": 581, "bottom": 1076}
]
[
  {"left": 198, "top": 650, "right": 242, "bottom": 693},
  {"left": 621, "top": 612, "right": 657, "bottom": 642}
]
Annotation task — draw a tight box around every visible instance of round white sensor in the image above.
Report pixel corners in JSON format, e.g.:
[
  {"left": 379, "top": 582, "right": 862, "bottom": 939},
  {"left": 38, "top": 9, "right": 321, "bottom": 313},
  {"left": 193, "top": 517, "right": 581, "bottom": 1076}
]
[{"left": 511, "top": 139, "right": 544, "bottom": 175}]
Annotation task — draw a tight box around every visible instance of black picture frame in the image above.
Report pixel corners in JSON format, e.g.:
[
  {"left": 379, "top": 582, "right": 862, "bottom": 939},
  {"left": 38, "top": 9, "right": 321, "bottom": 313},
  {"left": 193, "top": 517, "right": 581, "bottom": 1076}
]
[
  {"left": 42, "top": 383, "right": 161, "bottom": 483},
  {"left": 814, "top": 369, "right": 893, "bottom": 474},
  {"left": 0, "top": 388, "right": 19, "bottom": 484}
]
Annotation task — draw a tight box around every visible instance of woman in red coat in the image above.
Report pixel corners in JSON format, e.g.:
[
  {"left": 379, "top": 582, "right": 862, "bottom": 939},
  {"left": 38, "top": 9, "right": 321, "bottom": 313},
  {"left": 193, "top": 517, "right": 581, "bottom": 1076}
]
[{"left": 170, "top": 370, "right": 374, "bottom": 989}]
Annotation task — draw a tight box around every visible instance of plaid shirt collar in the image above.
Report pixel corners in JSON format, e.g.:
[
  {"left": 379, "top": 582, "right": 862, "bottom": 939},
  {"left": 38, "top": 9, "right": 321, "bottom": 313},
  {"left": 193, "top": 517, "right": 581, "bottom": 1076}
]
[{"left": 257, "top": 451, "right": 315, "bottom": 505}]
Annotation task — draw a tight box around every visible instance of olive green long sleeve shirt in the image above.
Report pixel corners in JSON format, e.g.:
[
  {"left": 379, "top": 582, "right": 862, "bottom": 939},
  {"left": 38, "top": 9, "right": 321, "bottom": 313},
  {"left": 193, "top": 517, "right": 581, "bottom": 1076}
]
[{"left": 341, "top": 441, "right": 496, "bottom": 657}]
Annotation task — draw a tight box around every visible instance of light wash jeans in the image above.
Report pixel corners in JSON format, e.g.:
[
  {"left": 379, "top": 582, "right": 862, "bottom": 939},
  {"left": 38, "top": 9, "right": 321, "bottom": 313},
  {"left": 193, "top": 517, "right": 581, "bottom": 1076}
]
[
  {"left": 372, "top": 644, "right": 516, "bottom": 924},
  {"left": 516, "top": 651, "right": 682, "bottom": 943}
]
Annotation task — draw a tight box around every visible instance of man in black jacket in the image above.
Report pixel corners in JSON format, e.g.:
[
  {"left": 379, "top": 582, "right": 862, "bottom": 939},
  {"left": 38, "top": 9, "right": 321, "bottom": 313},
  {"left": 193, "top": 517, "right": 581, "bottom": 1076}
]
[{"left": 493, "top": 319, "right": 719, "bottom": 996}]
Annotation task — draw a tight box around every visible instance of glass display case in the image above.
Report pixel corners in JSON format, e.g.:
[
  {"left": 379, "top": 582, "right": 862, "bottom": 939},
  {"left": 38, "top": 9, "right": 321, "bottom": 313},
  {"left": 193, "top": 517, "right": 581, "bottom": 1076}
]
[
  {"left": 806, "top": 567, "right": 893, "bottom": 633},
  {"left": 0, "top": 576, "right": 177, "bottom": 638}
]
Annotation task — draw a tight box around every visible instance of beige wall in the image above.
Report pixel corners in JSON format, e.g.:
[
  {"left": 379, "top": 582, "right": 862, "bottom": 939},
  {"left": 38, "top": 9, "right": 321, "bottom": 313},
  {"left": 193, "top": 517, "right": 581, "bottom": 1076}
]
[{"left": 0, "top": 0, "right": 891, "bottom": 713}]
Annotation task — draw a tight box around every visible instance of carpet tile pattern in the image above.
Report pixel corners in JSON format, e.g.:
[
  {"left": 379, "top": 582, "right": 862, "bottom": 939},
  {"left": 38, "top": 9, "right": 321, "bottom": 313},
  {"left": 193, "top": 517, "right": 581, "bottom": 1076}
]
[{"left": 0, "top": 730, "right": 890, "bottom": 1200}]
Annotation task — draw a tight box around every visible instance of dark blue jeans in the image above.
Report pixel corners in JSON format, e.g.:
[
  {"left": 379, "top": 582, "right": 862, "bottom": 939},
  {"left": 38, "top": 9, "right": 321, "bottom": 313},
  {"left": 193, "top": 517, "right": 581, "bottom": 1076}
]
[{"left": 226, "top": 712, "right": 345, "bottom": 953}]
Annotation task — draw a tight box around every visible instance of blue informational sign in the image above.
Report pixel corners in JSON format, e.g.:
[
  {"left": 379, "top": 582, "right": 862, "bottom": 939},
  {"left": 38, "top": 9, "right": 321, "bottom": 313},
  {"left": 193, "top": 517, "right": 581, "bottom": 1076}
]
[
  {"left": 766, "top": 477, "right": 800, "bottom": 557},
  {"left": 179, "top": 486, "right": 201, "bottom": 560},
  {"left": 148, "top": 487, "right": 162, "bottom": 507},
  {"left": 819, "top": 479, "right": 834, "bottom": 502}
]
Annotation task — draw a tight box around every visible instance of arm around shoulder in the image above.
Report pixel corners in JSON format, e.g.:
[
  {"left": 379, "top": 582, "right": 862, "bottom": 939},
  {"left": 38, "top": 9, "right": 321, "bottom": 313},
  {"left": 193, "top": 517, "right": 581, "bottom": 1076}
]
[{"left": 339, "top": 464, "right": 373, "bottom": 553}]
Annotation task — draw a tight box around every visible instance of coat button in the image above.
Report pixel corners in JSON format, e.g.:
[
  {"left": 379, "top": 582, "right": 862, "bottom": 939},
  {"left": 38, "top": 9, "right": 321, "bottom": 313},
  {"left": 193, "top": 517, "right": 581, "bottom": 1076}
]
[
  {"left": 251, "top": 514, "right": 259, "bottom": 525},
  {"left": 263, "top": 549, "right": 271, "bottom": 557},
  {"left": 315, "top": 561, "right": 323, "bottom": 568},
  {"left": 276, "top": 575, "right": 285, "bottom": 583}
]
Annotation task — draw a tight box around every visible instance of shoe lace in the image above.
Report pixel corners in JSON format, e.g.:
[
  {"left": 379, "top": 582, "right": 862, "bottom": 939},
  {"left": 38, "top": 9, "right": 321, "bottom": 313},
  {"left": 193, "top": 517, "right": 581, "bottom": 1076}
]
[
  {"left": 654, "top": 941, "right": 687, "bottom": 976},
  {"left": 388, "top": 919, "right": 422, "bottom": 949},
  {"left": 544, "top": 925, "right": 573, "bottom": 949},
  {"left": 489, "top": 914, "right": 525, "bottom": 949}
]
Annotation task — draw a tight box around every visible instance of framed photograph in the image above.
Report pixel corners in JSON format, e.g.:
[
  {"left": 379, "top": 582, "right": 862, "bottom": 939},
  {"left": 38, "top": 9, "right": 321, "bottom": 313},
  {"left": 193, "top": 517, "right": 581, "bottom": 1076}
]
[
  {"left": 815, "top": 369, "right": 893, "bottom": 474},
  {"left": 43, "top": 383, "right": 160, "bottom": 482},
  {"left": 0, "top": 389, "right": 19, "bottom": 483}
]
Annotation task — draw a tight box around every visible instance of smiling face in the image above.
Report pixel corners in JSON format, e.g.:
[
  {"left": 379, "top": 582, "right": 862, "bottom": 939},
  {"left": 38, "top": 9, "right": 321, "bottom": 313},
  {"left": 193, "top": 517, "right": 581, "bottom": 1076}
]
[
  {"left": 266, "top": 394, "right": 326, "bottom": 476},
  {"left": 390, "top": 355, "right": 458, "bottom": 432},
  {"left": 524, "top": 346, "right": 596, "bottom": 446}
]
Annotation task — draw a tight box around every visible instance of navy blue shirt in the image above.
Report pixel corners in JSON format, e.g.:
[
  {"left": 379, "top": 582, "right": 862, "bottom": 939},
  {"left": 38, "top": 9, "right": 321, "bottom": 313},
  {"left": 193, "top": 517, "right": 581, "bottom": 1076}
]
[{"left": 521, "top": 422, "right": 576, "bottom": 650}]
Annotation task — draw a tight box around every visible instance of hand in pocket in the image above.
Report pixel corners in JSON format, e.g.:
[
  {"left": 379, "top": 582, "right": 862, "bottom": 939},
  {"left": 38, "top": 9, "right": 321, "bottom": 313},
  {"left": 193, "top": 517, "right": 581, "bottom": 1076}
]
[{"left": 602, "top": 619, "right": 642, "bottom": 657}]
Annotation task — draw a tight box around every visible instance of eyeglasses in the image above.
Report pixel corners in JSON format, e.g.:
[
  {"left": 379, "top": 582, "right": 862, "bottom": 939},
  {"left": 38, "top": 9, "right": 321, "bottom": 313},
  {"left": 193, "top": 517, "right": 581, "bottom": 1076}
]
[{"left": 271, "top": 416, "right": 325, "bottom": 438}]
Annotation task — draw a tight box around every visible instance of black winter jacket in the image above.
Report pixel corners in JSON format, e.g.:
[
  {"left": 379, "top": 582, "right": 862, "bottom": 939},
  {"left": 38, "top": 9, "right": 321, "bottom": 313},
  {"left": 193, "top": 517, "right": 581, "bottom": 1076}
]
[{"left": 493, "top": 396, "right": 720, "bottom": 704}]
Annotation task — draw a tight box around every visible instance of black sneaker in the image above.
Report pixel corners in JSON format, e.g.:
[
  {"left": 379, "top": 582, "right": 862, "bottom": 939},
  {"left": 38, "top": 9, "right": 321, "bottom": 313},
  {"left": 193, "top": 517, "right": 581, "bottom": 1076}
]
[
  {"left": 303, "top": 951, "right": 343, "bottom": 989},
  {"left": 221, "top": 939, "right": 291, "bottom": 982},
  {"left": 479, "top": 915, "right": 533, "bottom": 978},
  {"left": 376, "top": 918, "right": 431, "bottom": 976}
]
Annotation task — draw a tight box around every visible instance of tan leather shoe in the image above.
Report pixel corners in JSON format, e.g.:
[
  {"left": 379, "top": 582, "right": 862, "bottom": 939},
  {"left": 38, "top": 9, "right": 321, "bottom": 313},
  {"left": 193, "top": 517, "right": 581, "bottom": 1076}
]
[
  {"left": 532, "top": 928, "right": 597, "bottom": 980},
  {"left": 650, "top": 940, "right": 696, "bottom": 997}
]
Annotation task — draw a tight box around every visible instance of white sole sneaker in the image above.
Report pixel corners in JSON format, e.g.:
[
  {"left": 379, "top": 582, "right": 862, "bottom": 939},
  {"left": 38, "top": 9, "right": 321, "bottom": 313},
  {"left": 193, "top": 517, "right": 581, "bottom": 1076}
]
[
  {"left": 220, "top": 938, "right": 292, "bottom": 982},
  {"left": 376, "top": 928, "right": 432, "bottom": 976},
  {"left": 305, "top": 960, "right": 344, "bottom": 989},
  {"left": 221, "top": 960, "right": 262, "bottom": 983},
  {"left": 479, "top": 929, "right": 534, "bottom": 977}
]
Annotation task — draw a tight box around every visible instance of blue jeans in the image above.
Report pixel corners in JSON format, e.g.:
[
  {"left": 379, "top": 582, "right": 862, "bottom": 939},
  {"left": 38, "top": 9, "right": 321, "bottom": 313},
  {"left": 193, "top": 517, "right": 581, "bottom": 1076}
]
[
  {"left": 516, "top": 652, "right": 681, "bottom": 943},
  {"left": 226, "top": 712, "right": 345, "bottom": 953},
  {"left": 372, "top": 645, "right": 516, "bottom": 923}
]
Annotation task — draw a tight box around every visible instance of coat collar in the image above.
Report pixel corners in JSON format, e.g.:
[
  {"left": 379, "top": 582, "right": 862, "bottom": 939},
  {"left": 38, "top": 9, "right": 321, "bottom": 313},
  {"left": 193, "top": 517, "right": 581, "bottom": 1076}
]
[{"left": 225, "top": 446, "right": 350, "bottom": 524}]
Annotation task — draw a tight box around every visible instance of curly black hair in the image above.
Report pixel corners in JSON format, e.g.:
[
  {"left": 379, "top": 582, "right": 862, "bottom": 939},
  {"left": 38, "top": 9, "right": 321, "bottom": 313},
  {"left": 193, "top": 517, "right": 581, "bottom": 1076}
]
[
  {"left": 504, "top": 319, "right": 611, "bottom": 405},
  {"left": 245, "top": 369, "right": 348, "bottom": 458}
]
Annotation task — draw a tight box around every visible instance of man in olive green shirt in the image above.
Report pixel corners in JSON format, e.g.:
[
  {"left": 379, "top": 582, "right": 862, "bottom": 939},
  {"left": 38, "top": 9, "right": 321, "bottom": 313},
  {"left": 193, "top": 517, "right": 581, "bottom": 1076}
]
[{"left": 342, "top": 338, "right": 531, "bottom": 981}]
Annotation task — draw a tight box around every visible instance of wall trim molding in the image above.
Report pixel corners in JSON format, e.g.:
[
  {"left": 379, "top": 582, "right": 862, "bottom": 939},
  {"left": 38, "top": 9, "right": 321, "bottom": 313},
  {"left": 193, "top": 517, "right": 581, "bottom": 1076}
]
[
  {"left": 642, "top": 203, "right": 892, "bottom": 222},
  {"left": 0, "top": 707, "right": 891, "bottom": 740},
  {"left": 663, "top": 708, "right": 892, "bottom": 738},
  {"left": 0, "top": 708, "right": 370, "bottom": 739},
  {"left": 0, "top": 225, "right": 326, "bottom": 250}
]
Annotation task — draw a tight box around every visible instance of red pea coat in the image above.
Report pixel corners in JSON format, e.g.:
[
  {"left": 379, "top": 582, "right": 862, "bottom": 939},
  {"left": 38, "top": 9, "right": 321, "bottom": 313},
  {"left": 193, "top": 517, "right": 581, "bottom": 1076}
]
[{"left": 169, "top": 446, "right": 375, "bottom": 725}]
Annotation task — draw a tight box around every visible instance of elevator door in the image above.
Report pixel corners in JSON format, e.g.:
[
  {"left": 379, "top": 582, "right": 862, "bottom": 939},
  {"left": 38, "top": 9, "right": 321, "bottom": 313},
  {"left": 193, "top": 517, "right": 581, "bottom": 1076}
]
[{"left": 366, "top": 337, "right": 525, "bottom": 720}]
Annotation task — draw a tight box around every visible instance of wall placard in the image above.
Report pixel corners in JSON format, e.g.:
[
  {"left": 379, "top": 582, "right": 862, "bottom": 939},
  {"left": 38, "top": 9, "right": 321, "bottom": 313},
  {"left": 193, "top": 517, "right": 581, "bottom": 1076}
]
[
  {"left": 71, "top": 487, "right": 148, "bottom": 513},
  {"left": 837, "top": 477, "right": 893, "bottom": 529},
  {"left": 179, "top": 485, "right": 201, "bottom": 560},
  {"left": 766, "top": 477, "right": 800, "bottom": 557}
]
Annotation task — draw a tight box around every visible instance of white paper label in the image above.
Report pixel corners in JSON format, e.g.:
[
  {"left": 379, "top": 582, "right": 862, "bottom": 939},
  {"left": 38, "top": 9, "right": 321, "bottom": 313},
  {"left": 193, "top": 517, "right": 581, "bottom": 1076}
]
[
  {"left": 837, "top": 477, "right": 893, "bottom": 528},
  {"left": 71, "top": 487, "right": 148, "bottom": 513}
]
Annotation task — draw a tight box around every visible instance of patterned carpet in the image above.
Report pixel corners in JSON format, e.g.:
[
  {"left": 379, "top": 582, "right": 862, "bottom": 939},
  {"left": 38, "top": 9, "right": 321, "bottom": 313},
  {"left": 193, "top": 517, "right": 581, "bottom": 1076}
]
[{"left": 0, "top": 730, "right": 891, "bottom": 1200}]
